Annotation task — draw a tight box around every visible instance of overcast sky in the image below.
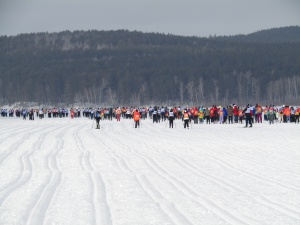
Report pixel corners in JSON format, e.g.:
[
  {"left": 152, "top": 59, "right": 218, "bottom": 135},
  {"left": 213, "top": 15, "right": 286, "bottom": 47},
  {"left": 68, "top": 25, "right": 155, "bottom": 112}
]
[{"left": 0, "top": 0, "right": 299, "bottom": 37}]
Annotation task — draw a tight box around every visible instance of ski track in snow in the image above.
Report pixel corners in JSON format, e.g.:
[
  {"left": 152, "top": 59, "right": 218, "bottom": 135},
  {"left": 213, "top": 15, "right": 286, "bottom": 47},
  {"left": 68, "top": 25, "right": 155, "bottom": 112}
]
[
  {"left": 25, "top": 125, "right": 68, "bottom": 225},
  {"left": 0, "top": 125, "right": 54, "bottom": 202},
  {"left": 75, "top": 124, "right": 113, "bottom": 225},
  {"left": 0, "top": 117, "right": 300, "bottom": 225},
  {"left": 105, "top": 131, "right": 256, "bottom": 225}
]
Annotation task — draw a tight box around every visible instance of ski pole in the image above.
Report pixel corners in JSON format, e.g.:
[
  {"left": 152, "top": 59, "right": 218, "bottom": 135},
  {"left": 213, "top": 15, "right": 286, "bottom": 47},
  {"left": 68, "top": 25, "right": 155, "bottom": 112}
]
[{"left": 92, "top": 119, "right": 94, "bottom": 128}]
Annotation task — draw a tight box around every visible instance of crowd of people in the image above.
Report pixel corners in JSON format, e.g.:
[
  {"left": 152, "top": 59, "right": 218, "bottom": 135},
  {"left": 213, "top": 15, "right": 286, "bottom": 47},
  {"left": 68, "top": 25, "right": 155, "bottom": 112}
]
[{"left": 1, "top": 104, "right": 299, "bottom": 128}]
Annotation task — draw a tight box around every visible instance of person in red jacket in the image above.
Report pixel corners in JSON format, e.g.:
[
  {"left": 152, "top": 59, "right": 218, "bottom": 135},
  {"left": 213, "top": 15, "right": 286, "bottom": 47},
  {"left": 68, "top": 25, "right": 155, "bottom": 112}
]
[
  {"left": 70, "top": 108, "right": 75, "bottom": 119},
  {"left": 233, "top": 104, "right": 239, "bottom": 123},
  {"left": 209, "top": 106, "right": 215, "bottom": 123},
  {"left": 133, "top": 109, "right": 141, "bottom": 128}
]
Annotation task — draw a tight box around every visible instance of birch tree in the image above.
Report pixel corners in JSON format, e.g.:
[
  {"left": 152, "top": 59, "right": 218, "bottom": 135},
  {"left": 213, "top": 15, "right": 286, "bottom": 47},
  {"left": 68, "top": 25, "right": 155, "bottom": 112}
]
[
  {"left": 197, "top": 77, "right": 205, "bottom": 104},
  {"left": 186, "top": 81, "right": 195, "bottom": 104},
  {"left": 97, "top": 78, "right": 108, "bottom": 104},
  {"left": 178, "top": 81, "right": 184, "bottom": 105},
  {"left": 106, "top": 87, "right": 117, "bottom": 106},
  {"left": 212, "top": 79, "right": 219, "bottom": 104}
]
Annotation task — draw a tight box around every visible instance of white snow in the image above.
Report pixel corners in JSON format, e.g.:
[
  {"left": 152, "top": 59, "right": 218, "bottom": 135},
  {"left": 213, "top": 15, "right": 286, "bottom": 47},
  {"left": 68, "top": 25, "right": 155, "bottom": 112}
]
[{"left": 0, "top": 117, "right": 300, "bottom": 225}]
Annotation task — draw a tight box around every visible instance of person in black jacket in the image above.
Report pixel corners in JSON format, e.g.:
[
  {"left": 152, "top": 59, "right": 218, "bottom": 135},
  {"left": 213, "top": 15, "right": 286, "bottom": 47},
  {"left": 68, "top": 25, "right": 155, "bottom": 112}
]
[
  {"left": 95, "top": 110, "right": 101, "bottom": 129},
  {"left": 168, "top": 109, "right": 175, "bottom": 128}
]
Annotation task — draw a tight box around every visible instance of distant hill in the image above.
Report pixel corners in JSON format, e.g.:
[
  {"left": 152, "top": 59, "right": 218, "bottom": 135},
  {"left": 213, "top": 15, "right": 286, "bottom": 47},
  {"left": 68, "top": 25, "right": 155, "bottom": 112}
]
[
  {"left": 0, "top": 27, "right": 300, "bottom": 106},
  {"left": 211, "top": 26, "right": 300, "bottom": 43}
]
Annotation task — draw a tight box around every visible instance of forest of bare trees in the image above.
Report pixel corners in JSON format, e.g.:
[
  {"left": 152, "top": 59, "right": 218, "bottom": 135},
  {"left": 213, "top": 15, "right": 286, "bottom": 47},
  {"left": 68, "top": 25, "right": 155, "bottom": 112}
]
[
  {"left": 58, "top": 73, "right": 300, "bottom": 107},
  {"left": 1, "top": 28, "right": 300, "bottom": 107}
]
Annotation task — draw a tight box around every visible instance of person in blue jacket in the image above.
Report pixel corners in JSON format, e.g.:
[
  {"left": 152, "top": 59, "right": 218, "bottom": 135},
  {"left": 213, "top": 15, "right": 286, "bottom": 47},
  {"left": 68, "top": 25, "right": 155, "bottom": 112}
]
[{"left": 223, "top": 107, "right": 228, "bottom": 124}]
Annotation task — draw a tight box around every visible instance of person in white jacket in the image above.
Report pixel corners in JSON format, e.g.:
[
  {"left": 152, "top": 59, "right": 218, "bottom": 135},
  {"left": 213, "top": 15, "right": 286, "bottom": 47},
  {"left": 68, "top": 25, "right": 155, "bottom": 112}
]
[{"left": 243, "top": 104, "right": 253, "bottom": 128}]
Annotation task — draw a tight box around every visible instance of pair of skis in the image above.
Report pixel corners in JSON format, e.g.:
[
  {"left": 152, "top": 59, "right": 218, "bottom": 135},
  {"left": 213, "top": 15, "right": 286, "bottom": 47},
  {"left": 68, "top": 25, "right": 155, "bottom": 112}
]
[{"left": 92, "top": 120, "right": 103, "bottom": 129}]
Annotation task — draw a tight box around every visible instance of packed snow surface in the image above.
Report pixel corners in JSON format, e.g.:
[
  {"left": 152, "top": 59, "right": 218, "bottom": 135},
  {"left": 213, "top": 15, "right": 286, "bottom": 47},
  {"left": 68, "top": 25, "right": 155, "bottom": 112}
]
[{"left": 0, "top": 117, "right": 300, "bottom": 225}]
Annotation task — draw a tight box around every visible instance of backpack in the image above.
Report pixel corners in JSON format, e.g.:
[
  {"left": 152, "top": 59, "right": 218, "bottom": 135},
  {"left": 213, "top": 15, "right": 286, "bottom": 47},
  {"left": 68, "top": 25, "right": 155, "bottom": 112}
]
[{"left": 134, "top": 113, "right": 140, "bottom": 121}]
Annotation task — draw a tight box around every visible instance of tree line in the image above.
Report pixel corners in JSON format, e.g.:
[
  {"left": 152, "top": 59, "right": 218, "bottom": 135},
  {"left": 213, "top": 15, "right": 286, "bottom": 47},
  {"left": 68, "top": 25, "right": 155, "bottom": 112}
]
[{"left": 0, "top": 27, "right": 300, "bottom": 106}]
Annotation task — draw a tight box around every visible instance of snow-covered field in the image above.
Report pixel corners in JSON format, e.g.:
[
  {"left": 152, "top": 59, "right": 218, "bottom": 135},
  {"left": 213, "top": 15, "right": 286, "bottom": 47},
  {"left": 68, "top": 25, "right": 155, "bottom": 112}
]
[{"left": 0, "top": 117, "right": 300, "bottom": 225}]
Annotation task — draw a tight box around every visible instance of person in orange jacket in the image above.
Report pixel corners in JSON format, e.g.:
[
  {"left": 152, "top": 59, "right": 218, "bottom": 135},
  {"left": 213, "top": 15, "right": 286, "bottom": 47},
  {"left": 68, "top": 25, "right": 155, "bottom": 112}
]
[
  {"left": 255, "top": 104, "right": 263, "bottom": 123},
  {"left": 133, "top": 109, "right": 141, "bottom": 128},
  {"left": 295, "top": 107, "right": 300, "bottom": 123},
  {"left": 116, "top": 107, "right": 121, "bottom": 121},
  {"left": 183, "top": 110, "right": 189, "bottom": 129},
  {"left": 284, "top": 106, "right": 291, "bottom": 123},
  {"left": 238, "top": 108, "right": 244, "bottom": 124}
]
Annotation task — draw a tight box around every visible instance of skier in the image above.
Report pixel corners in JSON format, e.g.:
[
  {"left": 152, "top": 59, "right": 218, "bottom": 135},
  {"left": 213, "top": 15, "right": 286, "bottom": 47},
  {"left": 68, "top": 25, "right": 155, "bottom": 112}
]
[
  {"left": 284, "top": 106, "right": 291, "bottom": 123},
  {"left": 168, "top": 108, "right": 175, "bottom": 128},
  {"left": 243, "top": 104, "right": 253, "bottom": 128},
  {"left": 152, "top": 106, "right": 158, "bottom": 123},
  {"left": 95, "top": 110, "right": 101, "bottom": 129},
  {"left": 209, "top": 106, "right": 215, "bottom": 123},
  {"left": 238, "top": 108, "right": 244, "bottom": 124},
  {"left": 268, "top": 107, "right": 275, "bottom": 124},
  {"left": 223, "top": 107, "right": 228, "bottom": 124},
  {"left": 227, "top": 105, "right": 233, "bottom": 124},
  {"left": 133, "top": 109, "right": 140, "bottom": 128},
  {"left": 205, "top": 107, "right": 210, "bottom": 124},
  {"left": 193, "top": 107, "right": 199, "bottom": 124},
  {"left": 108, "top": 108, "right": 113, "bottom": 121},
  {"left": 116, "top": 107, "right": 121, "bottom": 121},
  {"left": 70, "top": 108, "right": 75, "bottom": 119},
  {"left": 22, "top": 109, "right": 27, "bottom": 120},
  {"left": 295, "top": 107, "right": 300, "bottom": 123},
  {"left": 183, "top": 110, "right": 189, "bottom": 129},
  {"left": 29, "top": 109, "right": 34, "bottom": 120},
  {"left": 255, "top": 104, "right": 263, "bottom": 123},
  {"left": 219, "top": 107, "right": 224, "bottom": 124},
  {"left": 199, "top": 109, "right": 204, "bottom": 124},
  {"left": 233, "top": 104, "right": 239, "bottom": 123}
]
